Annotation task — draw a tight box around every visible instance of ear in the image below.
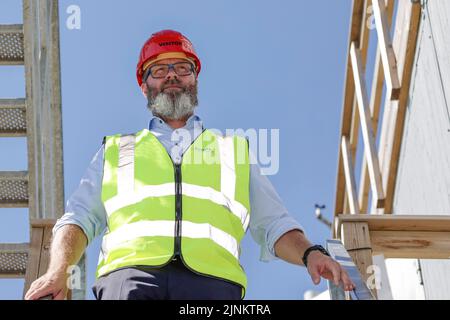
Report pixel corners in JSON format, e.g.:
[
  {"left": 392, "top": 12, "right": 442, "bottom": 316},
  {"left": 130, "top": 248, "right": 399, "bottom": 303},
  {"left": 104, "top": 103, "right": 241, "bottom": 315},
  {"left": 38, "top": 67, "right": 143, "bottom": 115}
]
[{"left": 140, "top": 82, "right": 148, "bottom": 98}]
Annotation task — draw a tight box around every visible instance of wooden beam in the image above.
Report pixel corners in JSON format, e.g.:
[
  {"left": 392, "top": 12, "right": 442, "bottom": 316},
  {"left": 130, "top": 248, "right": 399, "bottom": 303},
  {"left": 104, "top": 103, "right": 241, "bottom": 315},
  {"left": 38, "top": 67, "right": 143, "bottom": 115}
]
[
  {"left": 23, "top": 226, "right": 43, "bottom": 294},
  {"left": 334, "top": 0, "right": 366, "bottom": 220},
  {"left": 349, "top": 42, "right": 385, "bottom": 208},
  {"left": 349, "top": 0, "right": 373, "bottom": 166},
  {"left": 341, "top": 137, "right": 360, "bottom": 214},
  {"left": 371, "top": 231, "right": 450, "bottom": 259},
  {"left": 341, "top": 221, "right": 377, "bottom": 298},
  {"left": 38, "top": 224, "right": 53, "bottom": 278},
  {"left": 359, "top": 0, "right": 395, "bottom": 213},
  {"left": 372, "top": 0, "right": 401, "bottom": 100},
  {"left": 23, "top": 220, "right": 56, "bottom": 297},
  {"left": 337, "top": 214, "right": 450, "bottom": 233},
  {"left": 382, "top": 1, "right": 422, "bottom": 214}
]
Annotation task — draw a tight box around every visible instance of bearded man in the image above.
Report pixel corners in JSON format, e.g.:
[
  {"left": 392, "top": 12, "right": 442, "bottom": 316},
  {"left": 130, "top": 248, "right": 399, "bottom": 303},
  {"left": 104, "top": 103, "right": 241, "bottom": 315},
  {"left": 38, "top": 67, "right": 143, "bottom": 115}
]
[{"left": 25, "top": 30, "right": 354, "bottom": 300}]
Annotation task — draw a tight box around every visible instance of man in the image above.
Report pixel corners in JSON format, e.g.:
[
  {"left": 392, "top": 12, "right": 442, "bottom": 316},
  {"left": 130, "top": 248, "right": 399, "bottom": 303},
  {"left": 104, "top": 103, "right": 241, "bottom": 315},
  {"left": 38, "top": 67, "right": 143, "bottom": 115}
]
[{"left": 25, "top": 30, "right": 355, "bottom": 300}]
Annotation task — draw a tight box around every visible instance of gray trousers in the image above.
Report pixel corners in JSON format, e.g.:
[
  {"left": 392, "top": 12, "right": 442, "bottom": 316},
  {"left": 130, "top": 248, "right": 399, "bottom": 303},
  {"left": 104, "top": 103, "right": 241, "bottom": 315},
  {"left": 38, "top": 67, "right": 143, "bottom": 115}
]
[{"left": 92, "top": 258, "right": 242, "bottom": 300}]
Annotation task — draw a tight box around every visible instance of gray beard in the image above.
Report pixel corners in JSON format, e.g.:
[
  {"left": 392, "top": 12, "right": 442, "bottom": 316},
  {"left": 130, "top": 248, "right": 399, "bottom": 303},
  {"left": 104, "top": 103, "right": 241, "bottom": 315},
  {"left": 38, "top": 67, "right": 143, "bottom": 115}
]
[{"left": 147, "top": 84, "right": 198, "bottom": 121}]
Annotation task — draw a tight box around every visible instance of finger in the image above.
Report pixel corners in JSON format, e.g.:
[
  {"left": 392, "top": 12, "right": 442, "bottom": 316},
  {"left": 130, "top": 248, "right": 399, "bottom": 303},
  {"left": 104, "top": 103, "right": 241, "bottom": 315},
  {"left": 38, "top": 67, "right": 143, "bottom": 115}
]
[
  {"left": 25, "top": 282, "right": 39, "bottom": 300},
  {"left": 340, "top": 268, "right": 356, "bottom": 291},
  {"left": 328, "top": 262, "right": 341, "bottom": 286},
  {"left": 24, "top": 282, "right": 38, "bottom": 300},
  {"left": 27, "top": 286, "right": 54, "bottom": 301},
  {"left": 25, "top": 279, "right": 44, "bottom": 300},
  {"left": 309, "top": 266, "right": 321, "bottom": 285}
]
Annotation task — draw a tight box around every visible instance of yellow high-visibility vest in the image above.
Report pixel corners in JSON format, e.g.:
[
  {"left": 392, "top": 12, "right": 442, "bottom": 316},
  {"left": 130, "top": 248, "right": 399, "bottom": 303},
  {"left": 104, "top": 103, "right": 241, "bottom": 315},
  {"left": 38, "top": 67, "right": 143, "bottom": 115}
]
[{"left": 96, "top": 129, "right": 251, "bottom": 296}]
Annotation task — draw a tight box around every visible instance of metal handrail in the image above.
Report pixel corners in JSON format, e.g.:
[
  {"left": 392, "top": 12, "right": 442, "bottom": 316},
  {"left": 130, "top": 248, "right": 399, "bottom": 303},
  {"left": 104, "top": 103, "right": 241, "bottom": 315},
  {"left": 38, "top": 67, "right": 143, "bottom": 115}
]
[{"left": 326, "top": 239, "right": 375, "bottom": 300}]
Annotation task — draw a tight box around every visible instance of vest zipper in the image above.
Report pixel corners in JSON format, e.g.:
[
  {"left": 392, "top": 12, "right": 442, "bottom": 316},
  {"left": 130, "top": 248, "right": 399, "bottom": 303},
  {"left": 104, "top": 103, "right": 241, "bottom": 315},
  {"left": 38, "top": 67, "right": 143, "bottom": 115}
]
[
  {"left": 174, "top": 163, "right": 182, "bottom": 257},
  {"left": 173, "top": 160, "right": 245, "bottom": 298}
]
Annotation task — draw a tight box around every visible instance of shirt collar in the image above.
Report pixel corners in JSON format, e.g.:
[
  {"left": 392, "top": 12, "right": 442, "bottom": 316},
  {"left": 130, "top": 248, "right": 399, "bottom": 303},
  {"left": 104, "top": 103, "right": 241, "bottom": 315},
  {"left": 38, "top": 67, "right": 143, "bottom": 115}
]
[{"left": 148, "top": 114, "right": 203, "bottom": 132}]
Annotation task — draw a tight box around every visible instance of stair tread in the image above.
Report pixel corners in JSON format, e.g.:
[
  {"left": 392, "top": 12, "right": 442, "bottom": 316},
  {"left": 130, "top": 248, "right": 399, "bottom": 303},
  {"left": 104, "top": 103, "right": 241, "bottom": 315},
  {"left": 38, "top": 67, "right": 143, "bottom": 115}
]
[
  {"left": 0, "top": 243, "right": 29, "bottom": 277},
  {"left": 0, "top": 171, "right": 29, "bottom": 208},
  {"left": 0, "top": 99, "right": 26, "bottom": 136},
  {"left": 0, "top": 24, "right": 24, "bottom": 65}
]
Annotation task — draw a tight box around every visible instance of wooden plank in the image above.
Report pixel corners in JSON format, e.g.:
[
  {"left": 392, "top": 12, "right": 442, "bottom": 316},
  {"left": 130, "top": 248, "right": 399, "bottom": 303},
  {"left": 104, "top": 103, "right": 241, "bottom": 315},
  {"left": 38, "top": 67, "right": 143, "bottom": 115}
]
[
  {"left": 341, "top": 137, "right": 360, "bottom": 214},
  {"left": 341, "top": 222, "right": 377, "bottom": 298},
  {"left": 372, "top": 0, "right": 401, "bottom": 100},
  {"left": 349, "top": 42, "right": 385, "bottom": 208},
  {"left": 382, "top": 1, "right": 422, "bottom": 214},
  {"left": 337, "top": 214, "right": 450, "bottom": 233},
  {"left": 334, "top": 0, "right": 366, "bottom": 221},
  {"left": 359, "top": 0, "right": 395, "bottom": 213},
  {"left": 30, "top": 219, "right": 57, "bottom": 228},
  {"left": 371, "top": 230, "right": 450, "bottom": 259},
  {"left": 38, "top": 224, "right": 53, "bottom": 278},
  {"left": 349, "top": 0, "right": 372, "bottom": 167},
  {"left": 23, "top": 226, "right": 43, "bottom": 295}
]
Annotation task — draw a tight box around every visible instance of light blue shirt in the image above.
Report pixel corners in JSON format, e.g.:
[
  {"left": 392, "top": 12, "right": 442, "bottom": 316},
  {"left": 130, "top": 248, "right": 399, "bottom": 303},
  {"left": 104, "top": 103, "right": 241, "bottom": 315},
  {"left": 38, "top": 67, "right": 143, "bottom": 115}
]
[{"left": 53, "top": 114, "right": 304, "bottom": 261}]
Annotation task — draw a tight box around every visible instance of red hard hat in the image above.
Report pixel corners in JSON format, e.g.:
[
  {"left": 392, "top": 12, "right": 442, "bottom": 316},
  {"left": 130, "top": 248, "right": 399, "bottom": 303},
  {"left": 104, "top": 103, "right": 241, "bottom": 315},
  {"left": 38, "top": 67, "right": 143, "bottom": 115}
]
[{"left": 136, "top": 30, "right": 201, "bottom": 87}]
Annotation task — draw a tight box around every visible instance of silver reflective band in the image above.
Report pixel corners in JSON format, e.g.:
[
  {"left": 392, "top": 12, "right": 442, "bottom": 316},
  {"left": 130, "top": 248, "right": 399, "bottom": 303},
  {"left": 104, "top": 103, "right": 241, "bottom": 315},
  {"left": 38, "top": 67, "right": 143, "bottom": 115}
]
[
  {"left": 182, "top": 221, "right": 239, "bottom": 259},
  {"left": 104, "top": 182, "right": 176, "bottom": 215},
  {"left": 99, "top": 220, "right": 239, "bottom": 260},
  {"left": 217, "top": 136, "right": 236, "bottom": 203},
  {"left": 181, "top": 183, "right": 249, "bottom": 230},
  {"left": 117, "top": 135, "right": 136, "bottom": 195},
  {"left": 104, "top": 182, "right": 249, "bottom": 231},
  {"left": 100, "top": 220, "right": 176, "bottom": 258}
]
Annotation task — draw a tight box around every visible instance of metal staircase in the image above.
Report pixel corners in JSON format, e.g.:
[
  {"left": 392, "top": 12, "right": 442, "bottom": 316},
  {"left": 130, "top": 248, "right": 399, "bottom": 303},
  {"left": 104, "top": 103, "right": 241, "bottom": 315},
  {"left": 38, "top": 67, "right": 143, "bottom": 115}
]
[{"left": 0, "top": 0, "right": 85, "bottom": 299}]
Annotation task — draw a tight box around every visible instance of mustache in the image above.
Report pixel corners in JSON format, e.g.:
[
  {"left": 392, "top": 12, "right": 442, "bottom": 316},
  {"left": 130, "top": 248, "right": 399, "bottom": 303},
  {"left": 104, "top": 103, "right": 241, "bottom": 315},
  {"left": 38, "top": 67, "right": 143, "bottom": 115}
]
[{"left": 162, "top": 79, "right": 184, "bottom": 91}]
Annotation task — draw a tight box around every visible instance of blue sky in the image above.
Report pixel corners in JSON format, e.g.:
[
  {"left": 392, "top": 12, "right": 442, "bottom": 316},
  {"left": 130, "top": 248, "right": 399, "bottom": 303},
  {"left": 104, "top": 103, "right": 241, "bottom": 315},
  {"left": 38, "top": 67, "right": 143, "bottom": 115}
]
[{"left": 0, "top": 0, "right": 354, "bottom": 299}]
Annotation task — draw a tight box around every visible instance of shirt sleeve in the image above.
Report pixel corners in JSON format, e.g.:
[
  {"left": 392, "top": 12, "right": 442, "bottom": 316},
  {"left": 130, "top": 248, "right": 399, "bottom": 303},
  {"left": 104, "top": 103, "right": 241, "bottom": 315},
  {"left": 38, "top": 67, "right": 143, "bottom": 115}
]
[
  {"left": 248, "top": 162, "right": 305, "bottom": 262},
  {"left": 52, "top": 145, "right": 107, "bottom": 245}
]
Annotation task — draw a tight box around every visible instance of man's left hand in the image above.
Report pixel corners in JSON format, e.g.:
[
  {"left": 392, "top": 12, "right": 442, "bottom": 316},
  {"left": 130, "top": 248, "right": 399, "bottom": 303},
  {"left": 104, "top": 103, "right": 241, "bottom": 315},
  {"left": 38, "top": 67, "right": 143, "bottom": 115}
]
[{"left": 306, "top": 251, "right": 355, "bottom": 291}]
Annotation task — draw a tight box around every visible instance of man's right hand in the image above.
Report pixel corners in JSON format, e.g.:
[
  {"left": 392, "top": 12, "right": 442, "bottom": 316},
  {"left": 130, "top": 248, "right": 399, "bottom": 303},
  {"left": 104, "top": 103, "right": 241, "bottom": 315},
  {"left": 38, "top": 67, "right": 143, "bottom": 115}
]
[{"left": 24, "top": 271, "right": 68, "bottom": 300}]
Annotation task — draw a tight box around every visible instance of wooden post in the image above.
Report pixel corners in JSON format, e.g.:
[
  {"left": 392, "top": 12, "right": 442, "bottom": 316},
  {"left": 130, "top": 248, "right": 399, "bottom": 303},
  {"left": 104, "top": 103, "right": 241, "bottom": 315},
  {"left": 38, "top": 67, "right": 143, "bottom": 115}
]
[
  {"left": 340, "top": 221, "right": 377, "bottom": 298},
  {"left": 23, "top": 220, "right": 55, "bottom": 298}
]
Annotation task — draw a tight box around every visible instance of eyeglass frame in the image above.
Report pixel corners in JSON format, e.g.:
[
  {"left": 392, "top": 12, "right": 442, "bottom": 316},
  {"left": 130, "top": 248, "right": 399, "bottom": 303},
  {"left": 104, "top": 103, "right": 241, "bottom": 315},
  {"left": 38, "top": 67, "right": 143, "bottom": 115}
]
[{"left": 143, "top": 61, "right": 196, "bottom": 81}]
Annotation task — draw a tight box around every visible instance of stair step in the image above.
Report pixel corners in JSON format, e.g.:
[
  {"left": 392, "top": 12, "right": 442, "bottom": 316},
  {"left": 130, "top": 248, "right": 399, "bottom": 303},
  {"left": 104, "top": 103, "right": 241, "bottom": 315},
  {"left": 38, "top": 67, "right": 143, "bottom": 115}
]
[
  {"left": 0, "top": 25, "right": 24, "bottom": 65},
  {"left": 0, "top": 171, "right": 29, "bottom": 208},
  {"left": 0, "top": 99, "right": 27, "bottom": 137},
  {"left": 0, "top": 243, "right": 29, "bottom": 278}
]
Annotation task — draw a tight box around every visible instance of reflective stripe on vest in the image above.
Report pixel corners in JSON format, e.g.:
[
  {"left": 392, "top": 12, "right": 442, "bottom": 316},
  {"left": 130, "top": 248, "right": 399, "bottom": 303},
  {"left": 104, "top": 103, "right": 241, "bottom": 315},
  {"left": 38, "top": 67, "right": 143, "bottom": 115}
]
[{"left": 97, "top": 129, "right": 251, "bottom": 294}]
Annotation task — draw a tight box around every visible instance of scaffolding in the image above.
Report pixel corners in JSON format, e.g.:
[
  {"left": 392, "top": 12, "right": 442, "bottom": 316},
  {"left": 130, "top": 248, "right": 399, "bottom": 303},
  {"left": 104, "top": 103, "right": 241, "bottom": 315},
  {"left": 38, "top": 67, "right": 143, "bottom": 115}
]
[{"left": 331, "top": 0, "right": 450, "bottom": 299}]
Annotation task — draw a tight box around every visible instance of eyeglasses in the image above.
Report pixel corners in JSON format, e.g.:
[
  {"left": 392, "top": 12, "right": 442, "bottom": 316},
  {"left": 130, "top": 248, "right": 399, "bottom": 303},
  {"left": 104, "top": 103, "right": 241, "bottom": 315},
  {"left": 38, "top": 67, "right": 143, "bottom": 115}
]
[{"left": 144, "top": 62, "right": 195, "bottom": 80}]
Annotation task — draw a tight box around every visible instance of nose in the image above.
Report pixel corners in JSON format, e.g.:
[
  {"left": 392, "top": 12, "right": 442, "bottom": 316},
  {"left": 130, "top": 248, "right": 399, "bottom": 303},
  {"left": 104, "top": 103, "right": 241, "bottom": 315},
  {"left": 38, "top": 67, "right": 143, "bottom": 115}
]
[{"left": 165, "top": 65, "right": 178, "bottom": 80}]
